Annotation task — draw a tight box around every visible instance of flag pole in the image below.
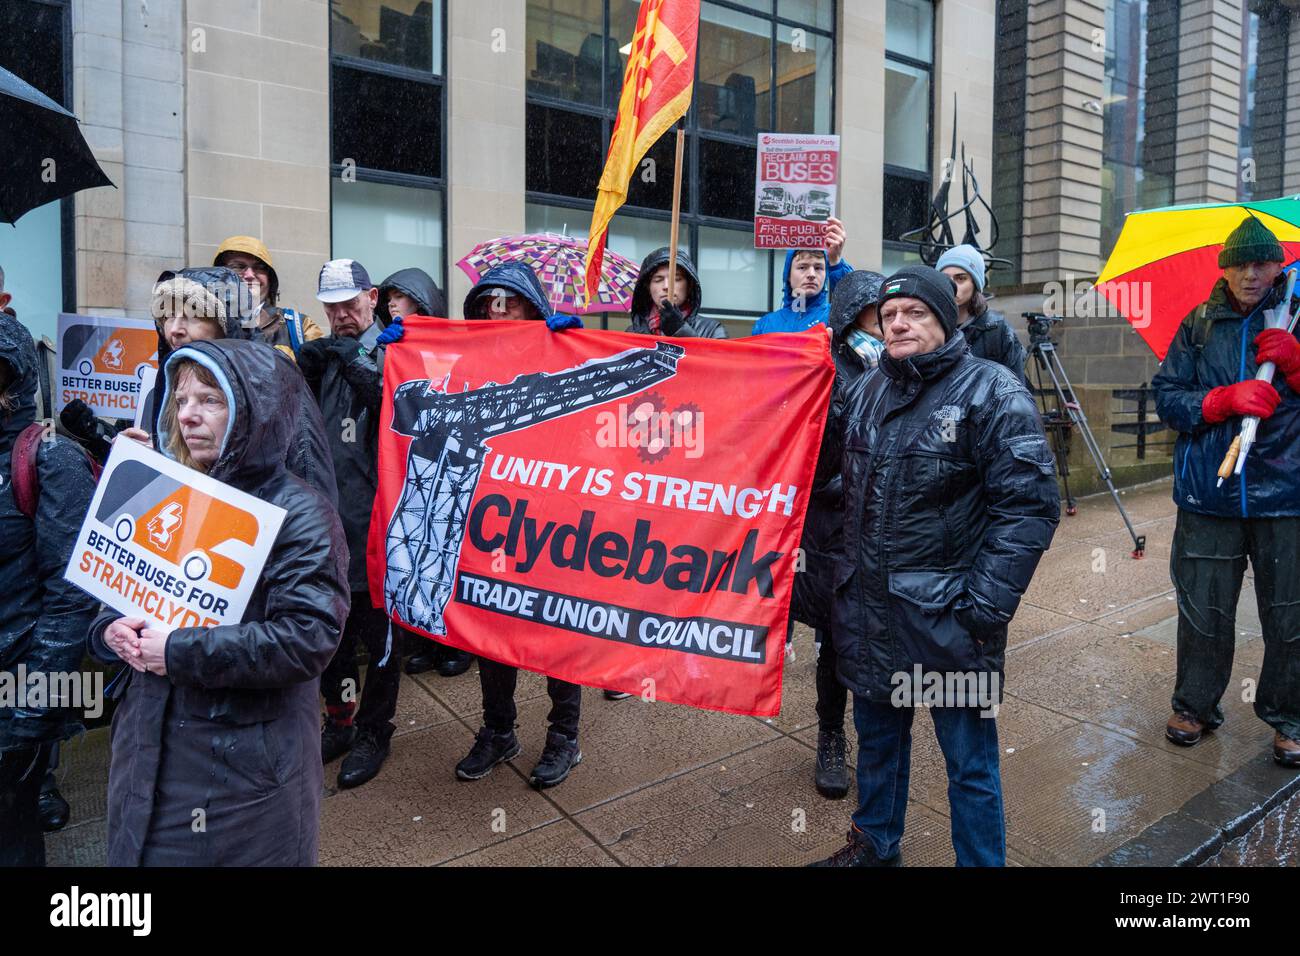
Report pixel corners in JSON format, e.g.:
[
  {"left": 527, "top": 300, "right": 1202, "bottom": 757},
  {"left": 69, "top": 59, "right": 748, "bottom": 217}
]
[{"left": 667, "top": 124, "right": 686, "bottom": 294}]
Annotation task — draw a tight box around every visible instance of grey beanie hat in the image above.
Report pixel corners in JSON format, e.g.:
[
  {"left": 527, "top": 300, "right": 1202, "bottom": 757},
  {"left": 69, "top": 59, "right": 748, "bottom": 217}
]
[{"left": 935, "top": 244, "right": 987, "bottom": 292}]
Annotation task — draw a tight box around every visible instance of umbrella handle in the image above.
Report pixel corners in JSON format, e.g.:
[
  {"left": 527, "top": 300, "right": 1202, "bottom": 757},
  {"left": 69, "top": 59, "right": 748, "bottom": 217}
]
[
  {"left": 1217, "top": 435, "right": 1241, "bottom": 483},
  {"left": 1222, "top": 272, "right": 1300, "bottom": 483}
]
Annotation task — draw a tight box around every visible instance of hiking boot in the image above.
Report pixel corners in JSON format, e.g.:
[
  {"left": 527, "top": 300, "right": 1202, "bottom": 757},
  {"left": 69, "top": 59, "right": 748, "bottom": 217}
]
[
  {"left": 1165, "top": 711, "right": 1207, "bottom": 747},
  {"left": 1274, "top": 732, "right": 1300, "bottom": 768},
  {"left": 437, "top": 649, "right": 473, "bottom": 678},
  {"left": 321, "top": 721, "right": 356, "bottom": 764},
  {"left": 808, "top": 828, "right": 901, "bottom": 867},
  {"left": 337, "top": 727, "right": 392, "bottom": 789},
  {"left": 528, "top": 730, "right": 582, "bottom": 789},
  {"left": 814, "top": 728, "right": 850, "bottom": 800},
  {"left": 38, "top": 781, "right": 70, "bottom": 832},
  {"left": 603, "top": 689, "right": 632, "bottom": 701},
  {"left": 455, "top": 727, "right": 521, "bottom": 781}
]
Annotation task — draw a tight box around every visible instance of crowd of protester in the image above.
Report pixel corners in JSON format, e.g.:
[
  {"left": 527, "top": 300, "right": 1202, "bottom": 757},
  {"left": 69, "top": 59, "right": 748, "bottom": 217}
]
[{"left": 2, "top": 211, "right": 1298, "bottom": 868}]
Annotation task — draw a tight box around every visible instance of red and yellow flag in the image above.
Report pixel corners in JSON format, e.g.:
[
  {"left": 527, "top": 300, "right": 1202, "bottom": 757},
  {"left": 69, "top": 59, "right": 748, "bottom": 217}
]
[{"left": 584, "top": 0, "right": 700, "bottom": 305}]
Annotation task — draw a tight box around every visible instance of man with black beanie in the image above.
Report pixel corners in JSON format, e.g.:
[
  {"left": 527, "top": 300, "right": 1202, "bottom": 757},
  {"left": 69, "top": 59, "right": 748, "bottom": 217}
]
[{"left": 812, "top": 265, "right": 1060, "bottom": 867}]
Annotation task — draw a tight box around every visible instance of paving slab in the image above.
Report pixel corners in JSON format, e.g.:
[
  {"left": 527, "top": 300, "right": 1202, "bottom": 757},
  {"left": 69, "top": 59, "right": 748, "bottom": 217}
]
[
  {"left": 1008, "top": 602, "right": 1087, "bottom": 648},
  {"left": 46, "top": 818, "right": 108, "bottom": 868},
  {"left": 444, "top": 819, "right": 617, "bottom": 867},
  {"left": 796, "top": 695, "right": 1081, "bottom": 819},
  {"left": 392, "top": 672, "right": 462, "bottom": 738},
  {"left": 1048, "top": 480, "right": 1180, "bottom": 543},
  {"left": 511, "top": 687, "right": 781, "bottom": 815},
  {"left": 574, "top": 737, "right": 866, "bottom": 866},
  {"left": 1000, "top": 722, "right": 1220, "bottom": 865},
  {"left": 1204, "top": 788, "right": 1300, "bottom": 866},
  {"left": 1006, "top": 625, "right": 1267, "bottom": 777},
  {"left": 1021, "top": 536, "right": 1176, "bottom": 621},
  {"left": 318, "top": 722, "right": 562, "bottom": 866}
]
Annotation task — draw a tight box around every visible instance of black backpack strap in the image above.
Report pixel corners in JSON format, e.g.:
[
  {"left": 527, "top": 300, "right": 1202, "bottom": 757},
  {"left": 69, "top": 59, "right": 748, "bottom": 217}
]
[{"left": 1188, "top": 303, "right": 1212, "bottom": 353}]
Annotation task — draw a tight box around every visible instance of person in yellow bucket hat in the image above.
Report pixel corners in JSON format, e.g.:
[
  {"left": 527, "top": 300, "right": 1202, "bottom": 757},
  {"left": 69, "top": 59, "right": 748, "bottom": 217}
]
[{"left": 214, "top": 236, "right": 325, "bottom": 358}]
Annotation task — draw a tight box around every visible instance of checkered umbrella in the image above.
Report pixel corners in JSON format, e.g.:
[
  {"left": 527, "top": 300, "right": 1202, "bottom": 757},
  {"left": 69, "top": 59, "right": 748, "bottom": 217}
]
[{"left": 456, "top": 233, "right": 640, "bottom": 316}]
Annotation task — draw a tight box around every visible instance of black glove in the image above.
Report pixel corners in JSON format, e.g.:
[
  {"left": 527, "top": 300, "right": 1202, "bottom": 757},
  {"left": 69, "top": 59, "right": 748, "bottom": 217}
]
[
  {"left": 658, "top": 300, "right": 687, "bottom": 336},
  {"left": 60, "top": 398, "right": 99, "bottom": 441},
  {"left": 327, "top": 335, "right": 365, "bottom": 364},
  {"left": 955, "top": 597, "right": 1000, "bottom": 645},
  {"left": 60, "top": 399, "right": 114, "bottom": 462}
]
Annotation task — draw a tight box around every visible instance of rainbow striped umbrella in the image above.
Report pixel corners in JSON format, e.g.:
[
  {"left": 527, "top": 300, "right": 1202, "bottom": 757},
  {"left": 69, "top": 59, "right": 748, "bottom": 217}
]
[
  {"left": 1097, "top": 195, "right": 1300, "bottom": 360},
  {"left": 456, "top": 232, "right": 640, "bottom": 316}
]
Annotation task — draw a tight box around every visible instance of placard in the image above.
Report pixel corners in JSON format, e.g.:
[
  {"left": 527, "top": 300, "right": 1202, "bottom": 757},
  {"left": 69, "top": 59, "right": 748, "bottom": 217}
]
[
  {"left": 56, "top": 313, "right": 158, "bottom": 418},
  {"left": 754, "top": 133, "right": 841, "bottom": 250},
  {"left": 65, "top": 437, "right": 287, "bottom": 633}
]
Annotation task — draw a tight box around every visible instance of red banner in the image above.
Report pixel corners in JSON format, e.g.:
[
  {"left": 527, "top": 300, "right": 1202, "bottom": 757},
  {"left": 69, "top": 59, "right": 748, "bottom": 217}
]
[{"left": 367, "top": 320, "right": 832, "bottom": 716}]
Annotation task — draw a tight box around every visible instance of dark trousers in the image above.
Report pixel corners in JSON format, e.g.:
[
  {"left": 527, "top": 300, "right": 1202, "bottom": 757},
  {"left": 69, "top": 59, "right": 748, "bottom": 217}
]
[
  {"left": 814, "top": 628, "right": 848, "bottom": 732},
  {"left": 478, "top": 656, "right": 581, "bottom": 740},
  {"left": 0, "top": 742, "right": 53, "bottom": 866},
  {"left": 1171, "top": 510, "right": 1300, "bottom": 739},
  {"left": 321, "top": 594, "right": 403, "bottom": 738},
  {"left": 851, "top": 696, "right": 1004, "bottom": 867}
]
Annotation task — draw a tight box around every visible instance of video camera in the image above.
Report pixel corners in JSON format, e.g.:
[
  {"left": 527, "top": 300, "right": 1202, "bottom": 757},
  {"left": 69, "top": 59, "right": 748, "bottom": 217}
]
[{"left": 1023, "top": 311, "right": 1064, "bottom": 345}]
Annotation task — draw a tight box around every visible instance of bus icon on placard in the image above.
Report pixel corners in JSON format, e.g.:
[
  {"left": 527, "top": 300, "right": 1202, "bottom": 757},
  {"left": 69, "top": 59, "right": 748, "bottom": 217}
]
[
  {"left": 62, "top": 323, "right": 158, "bottom": 378},
  {"left": 96, "top": 460, "right": 261, "bottom": 589}
]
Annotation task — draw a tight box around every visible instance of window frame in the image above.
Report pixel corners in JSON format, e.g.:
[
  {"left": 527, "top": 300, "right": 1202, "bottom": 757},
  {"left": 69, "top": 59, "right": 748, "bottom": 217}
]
[
  {"left": 327, "top": 3, "right": 450, "bottom": 293},
  {"left": 881, "top": 1, "right": 935, "bottom": 265},
  {"left": 525, "top": 0, "right": 837, "bottom": 321},
  {"left": 23, "top": 0, "right": 76, "bottom": 316}
]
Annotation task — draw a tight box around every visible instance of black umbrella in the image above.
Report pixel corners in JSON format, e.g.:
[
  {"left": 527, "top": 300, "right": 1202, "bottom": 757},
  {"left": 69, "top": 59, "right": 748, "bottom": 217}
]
[{"left": 0, "top": 64, "right": 114, "bottom": 225}]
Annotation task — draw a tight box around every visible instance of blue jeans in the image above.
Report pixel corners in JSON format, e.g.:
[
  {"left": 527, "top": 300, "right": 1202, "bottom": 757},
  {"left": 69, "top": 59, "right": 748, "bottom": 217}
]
[{"left": 851, "top": 696, "right": 1006, "bottom": 866}]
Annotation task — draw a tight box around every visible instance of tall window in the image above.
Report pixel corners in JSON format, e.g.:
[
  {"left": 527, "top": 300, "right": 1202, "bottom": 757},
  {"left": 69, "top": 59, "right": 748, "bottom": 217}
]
[
  {"left": 0, "top": 0, "right": 72, "bottom": 345},
  {"left": 1100, "top": 0, "right": 1179, "bottom": 258},
  {"left": 525, "top": 0, "right": 836, "bottom": 327},
  {"left": 1237, "top": 1, "right": 1290, "bottom": 202},
  {"left": 329, "top": 1, "right": 447, "bottom": 293},
  {"left": 882, "top": 0, "right": 933, "bottom": 275}
]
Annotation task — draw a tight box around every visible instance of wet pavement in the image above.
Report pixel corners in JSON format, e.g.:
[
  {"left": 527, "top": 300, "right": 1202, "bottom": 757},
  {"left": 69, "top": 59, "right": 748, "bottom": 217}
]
[
  {"left": 43, "top": 477, "right": 1300, "bottom": 866},
  {"left": 1204, "top": 790, "right": 1300, "bottom": 866}
]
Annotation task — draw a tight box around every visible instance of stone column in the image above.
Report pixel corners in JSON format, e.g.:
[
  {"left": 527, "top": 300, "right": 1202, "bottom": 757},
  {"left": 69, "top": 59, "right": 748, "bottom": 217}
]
[
  {"left": 1174, "top": 0, "right": 1243, "bottom": 203},
  {"left": 836, "top": 0, "right": 886, "bottom": 270},
  {"left": 73, "top": 0, "right": 187, "bottom": 317},
  {"left": 445, "top": 1, "right": 527, "bottom": 313},
  {"left": 932, "top": 0, "right": 998, "bottom": 247},
  {"left": 1285, "top": 6, "right": 1300, "bottom": 194},
  {"left": 1020, "top": 0, "right": 1106, "bottom": 285}
]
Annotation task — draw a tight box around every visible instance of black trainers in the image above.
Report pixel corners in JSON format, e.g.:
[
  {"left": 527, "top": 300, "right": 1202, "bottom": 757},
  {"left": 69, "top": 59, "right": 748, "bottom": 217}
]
[
  {"left": 38, "top": 781, "right": 70, "bottom": 832},
  {"left": 808, "top": 829, "right": 901, "bottom": 867},
  {"left": 528, "top": 730, "right": 582, "bottom": 789},
  {"left": 814, "top": 728, "right": 850, "bottom": 800},
  {"left": 337, "top": 727, "right": 392, "bottom": 789},
  {"left": 455, "top": 727, "right": 521, "bottom": 781},
  {"left": 437, "top": 649, "right": 473, "bottom": 677},
  {"left": 321, "top": 721, "right": 356, "bottom": 764},
  {"left": 603, "top": 689, "right": 632, "bottom": 701}
]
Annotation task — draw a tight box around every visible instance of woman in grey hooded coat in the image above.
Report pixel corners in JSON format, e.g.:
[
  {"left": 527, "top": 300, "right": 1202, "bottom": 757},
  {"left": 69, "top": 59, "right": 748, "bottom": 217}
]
[{"left": 88, "top": 338, "right": 349, "bottom": 866}]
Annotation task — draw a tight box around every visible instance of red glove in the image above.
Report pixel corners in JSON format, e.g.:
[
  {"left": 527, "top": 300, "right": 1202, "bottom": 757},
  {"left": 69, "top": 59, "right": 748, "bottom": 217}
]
[
  {"left": 1202, "top": 380, "right": 1281, "bottom": 424},
  {"left": 1255, "top": 329, "right": 1300, "bottom": 390}
]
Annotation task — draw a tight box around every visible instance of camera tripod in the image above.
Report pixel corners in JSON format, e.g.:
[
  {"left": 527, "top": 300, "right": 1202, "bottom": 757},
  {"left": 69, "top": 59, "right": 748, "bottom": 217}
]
[{"left": 1025, "top": 313, "right": 1146, "bottom": 559}]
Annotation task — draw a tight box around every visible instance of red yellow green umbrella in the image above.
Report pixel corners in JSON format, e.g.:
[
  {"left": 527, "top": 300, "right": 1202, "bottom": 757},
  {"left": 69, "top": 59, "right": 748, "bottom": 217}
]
[{"left": 1097, "top": 195, "right": 1300, "bottom": 360}]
